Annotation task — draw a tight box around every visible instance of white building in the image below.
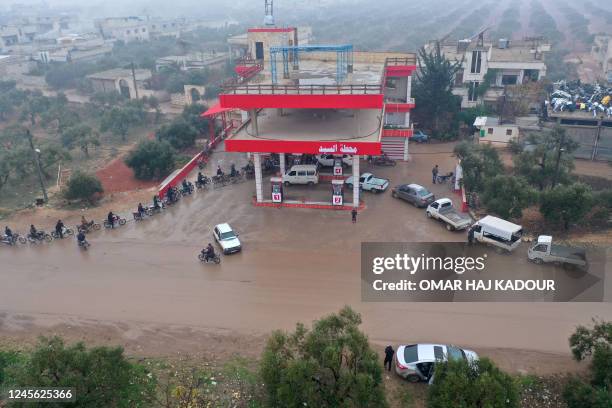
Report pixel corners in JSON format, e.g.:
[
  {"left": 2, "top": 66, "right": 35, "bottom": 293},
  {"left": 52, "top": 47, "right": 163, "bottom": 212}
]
[
  {"left": 473, "top": 116, "right": 519, "bottom": 147},
  {"left": 425, "top": 38, "right": 551, "bottom": 108},
  {"left": 94, "top": 17, "right": 150, "bottom": 43}
]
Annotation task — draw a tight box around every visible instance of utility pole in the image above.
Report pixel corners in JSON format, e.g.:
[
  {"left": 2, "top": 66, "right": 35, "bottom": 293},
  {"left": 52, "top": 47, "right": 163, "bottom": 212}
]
[
  {"left": 552, "top": 132, "right": 565, "bottom": 189},
  {"left": 131, "top": 62, "right": 139, "bottom": 99},
  {"left": 26, "top": 129, "right": 48, "bottom": 203}
]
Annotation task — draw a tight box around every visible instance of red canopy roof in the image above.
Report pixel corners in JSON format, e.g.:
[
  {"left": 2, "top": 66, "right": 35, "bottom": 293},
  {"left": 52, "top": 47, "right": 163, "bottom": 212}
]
[{"left": 201, "top": 103, "right": 233, "bottom": 117}]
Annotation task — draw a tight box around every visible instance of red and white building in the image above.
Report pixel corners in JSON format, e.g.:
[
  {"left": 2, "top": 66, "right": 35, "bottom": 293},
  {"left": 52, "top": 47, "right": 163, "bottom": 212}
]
[{"left": 207, "top": 25, "right": 416, "bottom": 208}]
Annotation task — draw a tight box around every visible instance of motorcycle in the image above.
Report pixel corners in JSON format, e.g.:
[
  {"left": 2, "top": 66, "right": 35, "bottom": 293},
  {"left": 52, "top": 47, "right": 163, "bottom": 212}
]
[
  {"left": 180, "top": 182, "right": 194, "bottom": 196},
  {"left": 436, "top": 172, "right": 454, "bottom": 184},
  {"left": 78, "top": 239, "right": 90, "bottom": 250},
  {"left": 198, "top": 252, "right": 221, "bottom": 264},
  {"left": 195, "top": 176, "right": 211, "bottom": 189},
  {"left": 103, "top": 215, "right": 127, "bottom": 228},
  {"left": 27, "top": 231, "right": 53, "bottom": 243},
  {"left": 51, "top": 226, "right": 74, "bottom": 239},
  {"left": 1, "top": 233, "right": 26, "bottom": 246},
  {"left": 77, "top": 221, "right": 101, "bottom": 234},
  {"left": 372, "top": 155, "right": 397, "bottom": 167},
  {"left": 148, "top": 201, "right": 165, "bottom": 214}
]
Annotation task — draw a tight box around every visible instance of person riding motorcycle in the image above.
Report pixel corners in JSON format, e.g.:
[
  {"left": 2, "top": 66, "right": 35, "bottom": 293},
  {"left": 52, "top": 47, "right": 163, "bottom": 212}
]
[
  {"left": 216, "top": 165, "right": 224, "bottom": 177},
  {"left": 137, "top": 203, "right": 146, "bottom": 218},
  {"left": 107, "top": 211, "right": 115, "bottom": 228},
  {"left": 55, "top": 219, "right": 65, "bottom": 239},
  {"left": 181, "top": 178, "right": 191, "bottom": 193},
  {"left": 197, "top": 172, "right": 206, "bottom": 186},
  {"left": 4, "top": 226, "right": 13, "bottom": 239},
  {"left": 202, "top": 243, "right": 216, "bottom": 262},
  {"left": 77, "top": 230, "right": 88, "bottom": 247},
  {"left": 167, "top": 187, "right": 176, "bottom": 203},
  {"left": 29, "top": 224, "right": 40, "bottom": 239},
  {"left": 153, "top": 195, "right": 161, "bottom": 210},
  {"left": 230, "top": 164, "right": 238, "bottom": 178}
]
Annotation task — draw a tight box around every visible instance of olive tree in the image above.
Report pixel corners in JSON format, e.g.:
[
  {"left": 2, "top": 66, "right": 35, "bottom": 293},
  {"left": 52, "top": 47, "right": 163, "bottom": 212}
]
[
  {"left": 63, "top": 171, "right": 103, "bottom": 202},
  {"left": 260, "top": 306, "right": 388, "bottom": 408}
]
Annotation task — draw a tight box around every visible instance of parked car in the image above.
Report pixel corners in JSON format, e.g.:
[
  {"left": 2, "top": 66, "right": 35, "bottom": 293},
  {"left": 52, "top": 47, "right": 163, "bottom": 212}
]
[
  {"left": 345, "top": 173, "right": 389, "bottom": 193},
  {"left": 395, "top": 344, "right": 479, "bottom": 383},
  {"left": 392, "top": 183, "right": 435, "bottom": 207},
  {"left": 213, "top": 223, "right": 242, "bottom": 254},
  {"left": 316, "top": 154, "right": 353, "bottom": 167},
  {"left": 426, "top": 198, "right": 472, "bottom": 231},
  {"left": 411, "top": 130, "right": 429, "bottom": 143},
  {"left": 282, "top": 164, "right": 319, "bottom": 186},
  {"left": 469, "top": 215, "right": 522, "bottom": 253},
  {"left": 527, "top": 235, "right": 588, "bottom": 270}
]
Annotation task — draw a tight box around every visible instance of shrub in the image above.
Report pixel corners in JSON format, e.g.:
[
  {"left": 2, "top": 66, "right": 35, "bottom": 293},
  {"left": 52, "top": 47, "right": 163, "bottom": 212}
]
[
  {"left": 63, "top": 171, "right": 103, "bottom": 202},
  {"left": 125, "top": 140, "right": 176, "bottom": 180}
]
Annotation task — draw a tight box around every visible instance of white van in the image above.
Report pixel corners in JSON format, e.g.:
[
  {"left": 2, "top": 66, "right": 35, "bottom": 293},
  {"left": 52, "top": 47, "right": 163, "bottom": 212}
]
[{"left": 282, "top": 164, "right": 319, "bottom": 186}]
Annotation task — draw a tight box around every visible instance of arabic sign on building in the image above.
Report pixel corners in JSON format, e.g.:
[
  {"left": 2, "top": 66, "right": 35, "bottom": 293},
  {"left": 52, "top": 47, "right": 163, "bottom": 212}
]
[{"left": 225, "top": 139, "right": 381, "bottom": 155}]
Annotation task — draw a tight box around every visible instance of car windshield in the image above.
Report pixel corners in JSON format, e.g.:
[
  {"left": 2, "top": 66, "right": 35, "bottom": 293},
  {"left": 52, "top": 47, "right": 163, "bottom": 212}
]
[
  {"left": 446, "top": 346, "right": 465, "bottom": 361},
  {"left": 220, "top": 231, "right": 236, "bottom": 240},
  {"left": 403, "top": 345, "right": 418, "bottom": 363},
  {"left": 416, "top": 188, "right": 431, "bottom": 197}
]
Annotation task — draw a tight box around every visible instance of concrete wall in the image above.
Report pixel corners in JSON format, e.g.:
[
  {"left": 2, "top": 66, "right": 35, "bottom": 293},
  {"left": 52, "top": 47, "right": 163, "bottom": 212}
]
[{"left": 544, "top": 120, "right": 612, "bottom": 161}]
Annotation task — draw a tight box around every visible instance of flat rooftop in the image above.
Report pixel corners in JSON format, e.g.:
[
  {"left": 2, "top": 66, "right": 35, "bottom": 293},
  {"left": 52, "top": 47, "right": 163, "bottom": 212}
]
[{"left": 231, "top": 108, "right": 382, "bottom": 142}]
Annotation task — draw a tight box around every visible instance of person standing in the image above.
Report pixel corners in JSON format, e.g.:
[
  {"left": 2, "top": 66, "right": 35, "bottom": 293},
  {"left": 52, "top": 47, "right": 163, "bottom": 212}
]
[
  {"left": 384, "top": 345, "right": 395, "bottom": 371},
  {"left": 351, "top": 208, "right": 357, "bottom": 223},
  {"left": 432, "top": 164, "right": 439, "bottom": 184},
  {"left": 55, "top": 219, "right": 64, "bottom": 239}
]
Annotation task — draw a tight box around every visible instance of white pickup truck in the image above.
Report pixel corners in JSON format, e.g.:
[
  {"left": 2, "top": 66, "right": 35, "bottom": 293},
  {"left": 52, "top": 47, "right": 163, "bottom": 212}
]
[
  {"left": 469, "top": 215, "right": 523, "bottom": 253},
  {"left": 345, "top": 173, "right": 389, "bottom": 193},
  {"left": 527, "top": 235, "right": 588, "bottom": 270},
  {"left": 426, "top": 198, "right": 472, "bottom": 231}
]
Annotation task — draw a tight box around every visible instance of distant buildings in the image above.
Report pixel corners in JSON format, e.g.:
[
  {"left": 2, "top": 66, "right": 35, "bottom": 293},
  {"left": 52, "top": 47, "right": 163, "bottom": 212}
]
[
  {"left": 94, "top": 16, "right": 187, "bottom": 43},
  {"left": 156, "top": 51, "right": 228, "bottom": 71},
  {"left": 87, "top": 68, "right": 152, "bottom": 99},
  {"left": 425, "top": 37, "right": 551, "bottom": 109}
]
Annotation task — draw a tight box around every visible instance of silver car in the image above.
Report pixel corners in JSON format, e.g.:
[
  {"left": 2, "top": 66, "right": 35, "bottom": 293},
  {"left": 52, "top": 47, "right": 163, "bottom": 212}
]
[
  {"left": 394, "top": 344, "right": 479, "bottom": 383},
  {"left": 213, "top": 223, "right": 241, "bottom": 254},
  {"left": 392, "top": 183, "right": 435, "bottom": 207}
]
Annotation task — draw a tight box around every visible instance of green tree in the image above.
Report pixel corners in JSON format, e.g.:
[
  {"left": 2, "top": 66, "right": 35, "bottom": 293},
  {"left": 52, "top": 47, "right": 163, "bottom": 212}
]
[
  {"left": 61, "top": 124, "right": 100, "bottom": 157},
  {"left": 454, "top": 141, "right": 504, "bottom": 192},
  {"left": 427, "top": 357, "right": 518, "bottom": 408},
  {"left": 63, "top": 171, "right": 103, "bottom": 202},
  {"left": 181, "top": 103, "right": 209, "bottom": 135},
  {"left": 21, "top": 94, "right": 51, "bottom": 126},
  {"left": 563, "top": 320, "right": 612, "bottom": 408},
  {"left": 539, "top": 183, "right": 593, "bottom": 230},
  {"left": 482, "top": 175, "right": 536, "bottom": 219},
  {"left": 260, "top": 306, "right": 387, "bottom": 408},
  {"left": 125, "top": 140, "right": 176, "bottom": 180},
  {"left": 7, "top": 336, "right": 155, "bottom": 407},
  {"left": 413, "top": 42, "right": 462, "bottom": 140},
  {"left": 100, "top": 105, "right": 145, "bottom": 141},
  {"left": 156, "top": 119, "right": 198, "bottom": 149},
  {"left": 513, "top": 127, "right": 578, "bottom": 191}
]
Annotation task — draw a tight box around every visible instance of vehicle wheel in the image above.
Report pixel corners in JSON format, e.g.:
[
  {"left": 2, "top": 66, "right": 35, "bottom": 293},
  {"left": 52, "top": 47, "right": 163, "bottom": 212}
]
[
  {"left": 307, "top": 181, "right": 314, "bottom": 186},
  {"left": 391, "top": 161, "right": 397, "bottom": 167},
  {"left": 372, "top": 189, "right": 378, "bottom": 194},
  {"left": 18, "top": 236, "right": 27, "bottom": 244},
  {"left": 214, "top": 256, "right": 221, "bottom": 264},
  {"left": 284, "top": 181, "right": 290, "bottom": 187},
  {"left": 406, "top": 374, "right": 421, "bottom": 383},
  {"left": 45, "top": 234, "right": 53, "bottom": 242},
  {"left": 347, "top": 183, "right": 353, "bottom": 189},
  {"left": 426, "top": 211, "right": 432, "bottom": 218},
  {"left": 392, "top": 191, "right": 397, "bottom": 198},
  {"left": 533, "top": 258, "right": 543, "bottom": 265},
  {"left": 119, "top": 218, "right": 127, "bottom": 226},
  {"left": 446, "top": 224, "right": 454, "bottom": 231},
  {"left": 92, "top": 223, "right": 101, "bottom": 230},
  {"left": 198, "top": 253, "right": 205, "bottom": 261},
  {"left": 51, "top": 231, "right": 57, "bottom": 238},
  {"left": 65, "top": 228, "right": 74, "bottom": 236}
]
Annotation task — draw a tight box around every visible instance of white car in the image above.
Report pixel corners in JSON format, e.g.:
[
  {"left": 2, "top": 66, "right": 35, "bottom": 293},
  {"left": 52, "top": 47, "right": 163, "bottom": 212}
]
[
  {"left": 345, "top": 173, "right": 389, "bottom": 193},
  {"left": 316, "top": 154, "right": 353, "bottom": 167},
  {"left": 395, "top": 344, "right": 479, "bottom": 383},
  {"left": 213, "top": 223, "right": 241, "bottom": 254}
]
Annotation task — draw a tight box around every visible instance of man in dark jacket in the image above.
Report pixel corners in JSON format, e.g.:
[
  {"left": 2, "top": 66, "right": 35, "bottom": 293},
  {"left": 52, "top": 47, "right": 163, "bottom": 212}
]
[{"left": 384, "top": 345, "right": 395, "bottom": 371}]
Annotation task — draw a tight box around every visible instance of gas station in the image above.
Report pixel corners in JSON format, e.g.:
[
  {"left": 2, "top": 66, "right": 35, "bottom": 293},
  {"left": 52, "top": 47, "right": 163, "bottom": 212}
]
[{"left": 204, "top": 9, "right": 416, "bottom": 210}]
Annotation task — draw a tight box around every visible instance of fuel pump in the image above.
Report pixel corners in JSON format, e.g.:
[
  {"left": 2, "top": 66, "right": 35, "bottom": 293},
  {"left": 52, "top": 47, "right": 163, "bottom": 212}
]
[
  {"left": 333, "top": 158, "right": 343, "bottom": 177},
  {"left": 271, "top": 177, "right": 283, "bottom": 203},
  {"left": 331, "top": 179, "right": 344, "bottom": 206}
]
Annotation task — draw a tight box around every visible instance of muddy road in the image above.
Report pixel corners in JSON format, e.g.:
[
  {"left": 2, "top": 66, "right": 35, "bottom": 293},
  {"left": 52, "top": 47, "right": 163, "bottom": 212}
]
[{"left": 1, "top": 149, "right": 611, "bottom": 370}]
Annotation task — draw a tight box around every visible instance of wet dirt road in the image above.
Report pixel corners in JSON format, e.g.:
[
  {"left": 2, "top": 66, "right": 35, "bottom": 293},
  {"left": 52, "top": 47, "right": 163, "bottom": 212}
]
[{"left": 1, "top": 150, "right": 611, "bottom": 364}]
